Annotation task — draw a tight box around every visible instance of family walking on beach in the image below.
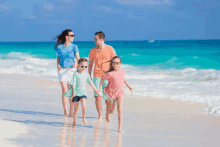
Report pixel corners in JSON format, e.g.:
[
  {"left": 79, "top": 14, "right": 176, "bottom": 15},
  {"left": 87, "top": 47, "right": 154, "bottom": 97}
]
[{"left": 55, "top": 29, "right": 133, "bottom": 132}]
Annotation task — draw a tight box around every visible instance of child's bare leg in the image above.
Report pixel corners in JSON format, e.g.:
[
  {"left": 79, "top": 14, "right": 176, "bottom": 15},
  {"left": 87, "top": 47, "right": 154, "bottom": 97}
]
[
  {"left": 117, "top": 97, "right": 123, "bottom": 132},
  {"left": 80, "top": 98, "right": 88, "bottom": 125},
  {"left": 105, "top": 100, "right": 110, "bottom": 123},
  {"left": 73, "top": 101, "right": 79, "bottom": 127},
  {"left": 108, "top": 100, "right": 116, "bottom": 114},
  {"left": 60, "top": 81, "right": 69, "bottom": 116}
]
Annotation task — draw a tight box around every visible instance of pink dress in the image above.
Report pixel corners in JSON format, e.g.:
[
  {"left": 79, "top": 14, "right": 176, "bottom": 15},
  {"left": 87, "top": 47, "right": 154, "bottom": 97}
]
[{"left": 102, "top": 69, "right": 126, "bottom": 99}]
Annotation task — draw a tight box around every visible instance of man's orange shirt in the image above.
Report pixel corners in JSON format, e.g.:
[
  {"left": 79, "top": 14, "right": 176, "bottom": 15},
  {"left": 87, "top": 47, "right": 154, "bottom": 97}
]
[{"left": 89, "top": 45, "right": 116, "bottom": 78}]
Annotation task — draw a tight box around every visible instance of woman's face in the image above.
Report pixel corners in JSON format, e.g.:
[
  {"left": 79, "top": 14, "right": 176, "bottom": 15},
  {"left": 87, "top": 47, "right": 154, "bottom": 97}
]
[
  {"left": 78, "top": 61, "right": 88, "bottom": 73},
  {"left": 66, "top": 32, "right": 75, "bottom": 43}
]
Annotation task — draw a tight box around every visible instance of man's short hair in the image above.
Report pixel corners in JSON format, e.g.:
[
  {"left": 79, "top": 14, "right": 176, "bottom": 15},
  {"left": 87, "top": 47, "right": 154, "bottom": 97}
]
[{"left": 95, "top": 31, "right": 105, "bottom": 40}]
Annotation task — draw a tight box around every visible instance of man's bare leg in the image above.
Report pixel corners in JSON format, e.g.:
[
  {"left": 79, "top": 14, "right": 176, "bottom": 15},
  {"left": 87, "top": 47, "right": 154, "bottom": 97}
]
[{"left": 95, "top": 96, "right": 102, "bottom": 121}]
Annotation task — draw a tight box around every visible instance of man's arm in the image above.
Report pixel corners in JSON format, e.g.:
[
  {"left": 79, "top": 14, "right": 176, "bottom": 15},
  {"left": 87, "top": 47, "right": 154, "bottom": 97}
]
[
  {"left": 88, "top": 59, "right": 94, "bottom": 80},
  {"left": 111, "top": 46, "right": 116, "bottom": 58}
]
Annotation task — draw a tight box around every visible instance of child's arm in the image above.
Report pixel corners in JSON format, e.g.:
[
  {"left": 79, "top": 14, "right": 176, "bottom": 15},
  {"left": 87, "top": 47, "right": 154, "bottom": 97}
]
[
  {"left": 98, "top": 77, "right": 105, "bottom": 92},
  {"left": 89, "top": 82, "right": 102, "bottom": 98},
  {"left": 70, "top": 85, "right": 75, "bottom": 98},
  {"left": 124, "top": 78, "right": 133, "bottom": 92}
]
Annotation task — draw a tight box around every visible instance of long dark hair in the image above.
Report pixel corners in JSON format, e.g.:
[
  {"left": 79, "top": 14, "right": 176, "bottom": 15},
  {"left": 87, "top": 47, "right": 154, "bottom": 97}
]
[
  {"left": 108, "top": 56, "right": 121, "bottom": 72},
  {"left": 55, "top": 29, "right": 72, "bottom": 48}
]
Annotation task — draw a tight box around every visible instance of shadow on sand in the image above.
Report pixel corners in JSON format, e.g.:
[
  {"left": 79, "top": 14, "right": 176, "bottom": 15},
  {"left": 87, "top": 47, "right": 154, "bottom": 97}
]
[{"left": 0, "top": 109, "right": 97, "bottom": 119}]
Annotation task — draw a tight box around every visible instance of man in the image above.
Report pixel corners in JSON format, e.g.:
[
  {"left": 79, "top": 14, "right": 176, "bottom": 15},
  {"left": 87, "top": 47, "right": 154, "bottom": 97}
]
[{"left": 88, "top": 31, "right": 116, "bottom": 121}]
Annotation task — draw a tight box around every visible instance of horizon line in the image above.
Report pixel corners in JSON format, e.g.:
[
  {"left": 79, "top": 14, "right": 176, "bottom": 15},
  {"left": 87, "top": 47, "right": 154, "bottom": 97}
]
[{"left": 0, "top": 39, "right": 220, "bottom": 42}]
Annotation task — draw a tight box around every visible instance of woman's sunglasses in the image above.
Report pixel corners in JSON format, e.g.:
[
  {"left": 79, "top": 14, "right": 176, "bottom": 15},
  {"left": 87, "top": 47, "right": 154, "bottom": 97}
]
[
  {"left": 80, "top": 66, "right": 87, "bottom": 68},
  {"left": 67, "top": 35, "right": 75, "bottom": 37}
]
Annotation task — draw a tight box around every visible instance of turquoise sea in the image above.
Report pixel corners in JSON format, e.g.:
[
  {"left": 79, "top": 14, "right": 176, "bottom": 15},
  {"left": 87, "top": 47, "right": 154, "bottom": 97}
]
[{"left": 1, "top": 40, "right": 220, "bottom": 114}]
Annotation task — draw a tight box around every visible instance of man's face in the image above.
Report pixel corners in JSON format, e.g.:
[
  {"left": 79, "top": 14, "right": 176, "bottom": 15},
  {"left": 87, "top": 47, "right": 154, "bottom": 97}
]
[{"left": 94, "top": 35, "right": 103, "bottom": 46}]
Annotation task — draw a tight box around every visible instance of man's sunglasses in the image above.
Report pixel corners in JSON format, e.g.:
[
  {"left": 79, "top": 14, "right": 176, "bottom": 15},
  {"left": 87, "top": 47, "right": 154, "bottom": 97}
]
[{"left": 80, "top": 66, "right": 87, "bottom": 68}]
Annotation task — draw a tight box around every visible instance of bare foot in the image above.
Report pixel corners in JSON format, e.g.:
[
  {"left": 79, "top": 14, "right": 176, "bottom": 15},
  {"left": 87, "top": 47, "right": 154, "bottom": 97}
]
[
  {"left": 68, "top": 111, "right": 73, "bottom": 117},
  {"left": 64, "top": 111, "right": 68, "bottom": 117},
  {"left": 106, "top": 115, "right": 110, "bottom": 123},
  {"left": 118, "top": 126, "right": 123, "bottom": 133},
  {"left": 73, "top": 121, "right": 76, "bottom": 128},
  {"left": 82, "top": 119, "right": 88, "bottom": 125},
  {"left": 96, "top": 117, "right": 102, "bottom": 122}
]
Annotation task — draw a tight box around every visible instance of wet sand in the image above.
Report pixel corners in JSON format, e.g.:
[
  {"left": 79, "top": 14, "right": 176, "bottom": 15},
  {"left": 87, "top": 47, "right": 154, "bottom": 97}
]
[{"left": 0, "top": 73, "right": 220, "bottom": 147}]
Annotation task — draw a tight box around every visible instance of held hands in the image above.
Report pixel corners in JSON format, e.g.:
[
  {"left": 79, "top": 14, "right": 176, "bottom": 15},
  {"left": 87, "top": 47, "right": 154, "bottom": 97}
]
[
  {"left": 97, "top": 92, "right": 102, "bottom": 98},
  {"left": 96, "top": 89, "right": 102, "bottom": 98},
  {"left": 73, "top": 62, "right": 78, "bottom": 68},
  {"left": 70, "top": 92, "right": 75, "bottom": 99}
]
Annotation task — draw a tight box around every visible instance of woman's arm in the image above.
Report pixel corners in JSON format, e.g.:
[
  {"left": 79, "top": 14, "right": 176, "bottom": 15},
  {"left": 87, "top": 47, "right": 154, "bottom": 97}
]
[
  {"left": 124, "top": 78, "right": 133, "bottom": 92},
  {"left": 57, "top": 57, "right": 62, "bottom": 71},
  {"left": 72, "top": 52, "right": 80, "bottom": 68}
]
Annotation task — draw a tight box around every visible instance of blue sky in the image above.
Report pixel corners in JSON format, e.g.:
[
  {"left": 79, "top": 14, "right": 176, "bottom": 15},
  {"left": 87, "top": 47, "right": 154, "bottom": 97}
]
[{"left": 0, "top": 0, "right": 219, "bottom": 41}]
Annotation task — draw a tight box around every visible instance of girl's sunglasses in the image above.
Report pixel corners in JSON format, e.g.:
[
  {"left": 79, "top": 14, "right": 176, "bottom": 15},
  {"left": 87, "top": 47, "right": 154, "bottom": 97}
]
[
  {"left": 80, "top": 66, "right": 87, "bottom": 68},
  {"left": 111, "top": 62, "right": 121, "bottom": 65}
]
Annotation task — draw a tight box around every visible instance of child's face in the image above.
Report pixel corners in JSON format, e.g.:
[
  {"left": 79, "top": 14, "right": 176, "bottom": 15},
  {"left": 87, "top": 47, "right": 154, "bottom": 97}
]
[
  {"left": 112, "top": 58, "right": 121, "bottom": 70},
  {"left": 78, "top": 61, "right": 88, "bottom": 72}
]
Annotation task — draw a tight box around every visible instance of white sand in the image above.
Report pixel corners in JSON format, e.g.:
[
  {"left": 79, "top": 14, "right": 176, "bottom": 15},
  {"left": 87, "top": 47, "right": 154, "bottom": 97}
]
[
  {"left": 0, "top": 120, "right": 28, "bottom": 147},
  {"left": 0, "top": 73, "right": 220, "bottom": 146}
]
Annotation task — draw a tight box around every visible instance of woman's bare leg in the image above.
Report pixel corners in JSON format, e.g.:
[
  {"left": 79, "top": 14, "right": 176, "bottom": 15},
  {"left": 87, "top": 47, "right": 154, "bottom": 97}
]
[
  {"left": 117, "top": 97, "right": 123, "bottom": 132},
  {"left": 68, "top": 88, "right": 74, "bottom": 117},
  {"left": 73, "top": 101, "right": 79, "bottom": 127},
  {"left": 60, "top": 81, "right": 69, "bottom": 116}
]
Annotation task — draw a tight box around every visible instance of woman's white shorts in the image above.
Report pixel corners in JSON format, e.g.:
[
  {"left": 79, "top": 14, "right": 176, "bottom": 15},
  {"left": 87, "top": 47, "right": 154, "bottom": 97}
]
[{"left": 58, "top": 68, "right": 76, "bottom": 82}]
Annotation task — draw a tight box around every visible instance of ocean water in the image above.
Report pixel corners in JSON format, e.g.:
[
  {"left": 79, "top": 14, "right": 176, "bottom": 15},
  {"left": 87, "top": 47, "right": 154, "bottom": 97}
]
[{"left": 1, "top": 40, "right": 220, "bottom": 115}]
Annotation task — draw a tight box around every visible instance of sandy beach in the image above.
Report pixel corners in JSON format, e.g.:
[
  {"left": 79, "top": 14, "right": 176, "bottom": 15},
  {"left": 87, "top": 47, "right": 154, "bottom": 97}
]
[{"left": 1, "top": 73, "right": 220, "bottom": 147}]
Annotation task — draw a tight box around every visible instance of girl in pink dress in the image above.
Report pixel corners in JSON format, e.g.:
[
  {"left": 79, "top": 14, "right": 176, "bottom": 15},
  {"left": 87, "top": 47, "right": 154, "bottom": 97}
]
[{"left": 98, "top": 56, "right": 133, "bottom": 132}]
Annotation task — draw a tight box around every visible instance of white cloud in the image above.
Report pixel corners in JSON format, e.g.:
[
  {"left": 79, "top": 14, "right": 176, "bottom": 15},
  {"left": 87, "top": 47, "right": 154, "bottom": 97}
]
[
  {"left": 43, "top": 3, "right": 54, "bottom": 10},
  {"left": 116, "top": 0, "right": 173, "bottom": 5},
  {"left": 63, "top": 0, "right": 72, "bottom": 2},
  {"left": 0, "top": 5, "right": 10, "bottom": 10},
  {"left": 100, "top": 6, "right": 111, "bottom": 11}
]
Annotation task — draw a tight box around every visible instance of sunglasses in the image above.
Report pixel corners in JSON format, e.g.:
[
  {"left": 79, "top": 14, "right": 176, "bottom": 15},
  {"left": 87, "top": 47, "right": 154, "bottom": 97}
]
[
  {"left": 80, "top": 66, "right": 87, "bottom": 68},
  {"left": 111, "top": 62, "right": 121, "bottom": 65},
  {"left": 67, "top": 35, "right": 75, "bottom": 37}
]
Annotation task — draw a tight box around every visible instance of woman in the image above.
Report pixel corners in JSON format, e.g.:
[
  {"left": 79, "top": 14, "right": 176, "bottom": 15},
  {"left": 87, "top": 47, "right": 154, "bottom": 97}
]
[{"left": 55, "top": 29, "right": 80, "bottom": 117}]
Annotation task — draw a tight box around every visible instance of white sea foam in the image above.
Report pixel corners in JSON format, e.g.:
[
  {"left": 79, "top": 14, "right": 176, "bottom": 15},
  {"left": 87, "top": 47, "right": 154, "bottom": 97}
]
[{"left": 1, "top": 52, "right": 220, "bottom": 115}]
